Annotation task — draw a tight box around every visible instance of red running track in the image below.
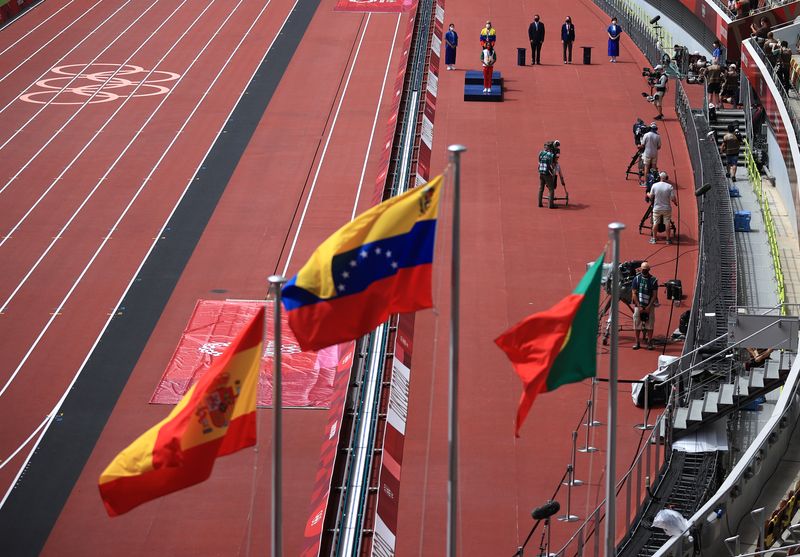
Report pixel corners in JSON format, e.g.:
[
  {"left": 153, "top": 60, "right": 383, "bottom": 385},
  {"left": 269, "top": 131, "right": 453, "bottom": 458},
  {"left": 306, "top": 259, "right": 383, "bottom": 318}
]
[
  {"left": 392, "top": 0, "right": 698, "bottom": 554},
  {"left": 0, "top": 0, "right": 413, "bottom": 555},
  {"left": 0, "top": 0, "right": 698, "bottom": 555}
]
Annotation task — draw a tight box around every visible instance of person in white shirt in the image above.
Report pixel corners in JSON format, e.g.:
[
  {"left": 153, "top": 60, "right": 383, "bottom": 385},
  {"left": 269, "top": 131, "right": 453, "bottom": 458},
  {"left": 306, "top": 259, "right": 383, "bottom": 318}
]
[
  {"left": 481, "top": 43, "right": 496, "bottom": 93},
  {"left": 647, "top": 171, "right": 678, "bottom": 244},
  {"left": 640, "top": 123, "right": 662, "bottom": 179}
]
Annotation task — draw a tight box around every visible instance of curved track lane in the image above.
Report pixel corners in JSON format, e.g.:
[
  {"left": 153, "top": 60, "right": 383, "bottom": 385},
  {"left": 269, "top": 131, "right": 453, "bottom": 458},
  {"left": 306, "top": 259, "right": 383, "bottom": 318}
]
[{"left": 0, "top": 0, "right": 410, "bottom": 555}]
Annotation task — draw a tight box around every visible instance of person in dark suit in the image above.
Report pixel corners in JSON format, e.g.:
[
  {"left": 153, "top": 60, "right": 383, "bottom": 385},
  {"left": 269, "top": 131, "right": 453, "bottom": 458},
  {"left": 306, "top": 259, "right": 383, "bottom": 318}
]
[
  {"left": 561, "top": 16, "right": 575, "bottom": 64},
  {"left": 528, "top": 15, "right": 545, "bottom": 65}
]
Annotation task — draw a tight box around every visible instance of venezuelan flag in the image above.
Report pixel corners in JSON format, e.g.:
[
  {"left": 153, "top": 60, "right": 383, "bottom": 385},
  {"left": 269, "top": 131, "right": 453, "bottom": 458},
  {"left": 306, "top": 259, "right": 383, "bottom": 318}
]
[
  {"left": 283, "top": 175, "right": 442, "bottom": 351},
  {"left": 98, "top": 308, "right": 263, "bottom": 516}
]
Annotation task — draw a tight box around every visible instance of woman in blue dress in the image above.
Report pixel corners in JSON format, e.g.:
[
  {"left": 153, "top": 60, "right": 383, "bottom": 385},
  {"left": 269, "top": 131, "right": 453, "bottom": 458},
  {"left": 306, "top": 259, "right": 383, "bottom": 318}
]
[
  {"left": 445, "top": 23, "right": 458, "bottom": 70},
  {"left": 607, "top": 17, "right": 622, "bottom": 63}
]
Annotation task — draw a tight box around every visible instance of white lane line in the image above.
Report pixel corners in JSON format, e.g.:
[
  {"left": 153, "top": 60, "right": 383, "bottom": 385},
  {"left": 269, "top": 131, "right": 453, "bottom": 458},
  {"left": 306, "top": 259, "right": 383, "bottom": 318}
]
[
  {"left": 0, "top": 0, "right": 296, "bottom": 511},
  {"left": 0, "top": 0, "right": 95, "bottom": 82},
  {"left": 281, "top": 13, "right": 372, "bottom": 276},
  {"left": 0, "top": 0, "right": 258, "bottom": 393},
  {"left": 0, "top": 0, "right": 210, "bottom": 260},
  {"left": 350, "top": 13, "right": 401, "bottom": 221},
  {"left": 0, "top": 0, "right": 131, "bottom": 115},
  {"left": 0, "top": 1, "right": 166, "bottom": 193},
  {"left": 0, "top": 415, "right": 48, "bottom": 471}
]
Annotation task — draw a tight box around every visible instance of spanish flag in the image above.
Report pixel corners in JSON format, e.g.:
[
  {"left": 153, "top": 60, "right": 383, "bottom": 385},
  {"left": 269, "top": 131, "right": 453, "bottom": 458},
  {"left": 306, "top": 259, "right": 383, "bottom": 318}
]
[
  {"left": 98, "top": 308, "right": 264, "bottom": 516},
  {"left": 283, "top": 176, "right": 442, "bottom": 351},
  {"left": 495, "top": 254, "right": 604, "bottom": 437}
]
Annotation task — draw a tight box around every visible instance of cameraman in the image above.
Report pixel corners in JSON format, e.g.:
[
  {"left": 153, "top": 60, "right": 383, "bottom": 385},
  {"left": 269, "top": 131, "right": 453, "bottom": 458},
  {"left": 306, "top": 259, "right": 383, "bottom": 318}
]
[
  {"left": 641, "top": 123, "right": 661, "bottom": 179},
  {"left": 720, "top": 124, "right": 741, "bottom": 181},
  {"left": 537, "top": 141, "right": 558, "bottom": 208},
  {"left": 652, "top": 65, "right": 668, "bottom": 120},
  {"left": 632, "top": 262, "right": 658, "bottom": 350},
  {"left": 632, "top": 118, "right": 648, "bottom": 146}
]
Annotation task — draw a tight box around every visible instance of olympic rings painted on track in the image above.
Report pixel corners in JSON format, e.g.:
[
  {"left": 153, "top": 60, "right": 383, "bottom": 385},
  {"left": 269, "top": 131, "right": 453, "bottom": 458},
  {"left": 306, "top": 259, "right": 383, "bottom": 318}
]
[{"left": 19, "top": 63, "right": 180, "bottom": 105}]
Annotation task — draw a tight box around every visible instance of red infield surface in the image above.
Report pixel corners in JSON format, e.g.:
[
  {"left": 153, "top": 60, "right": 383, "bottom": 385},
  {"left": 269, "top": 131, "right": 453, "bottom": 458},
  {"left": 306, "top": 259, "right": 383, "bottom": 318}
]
[
  {"left": 393, "top": 0, "right": 698, "bottom": 554},
  {"left": 0, "top": 0, "right": 696, "bottom": 555}
]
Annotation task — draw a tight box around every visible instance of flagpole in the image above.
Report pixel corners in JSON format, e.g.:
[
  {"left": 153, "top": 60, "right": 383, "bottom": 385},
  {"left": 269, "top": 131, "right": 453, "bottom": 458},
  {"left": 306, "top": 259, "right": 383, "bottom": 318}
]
[
  {"left": 605, "top": 223, "right": 625, "bottom": 557},
  {"left": 447, "top": 144, "right": 466, "bottom": 557},
  {"left": 268, "top": 275, "right": 287, "bottom": 557}
]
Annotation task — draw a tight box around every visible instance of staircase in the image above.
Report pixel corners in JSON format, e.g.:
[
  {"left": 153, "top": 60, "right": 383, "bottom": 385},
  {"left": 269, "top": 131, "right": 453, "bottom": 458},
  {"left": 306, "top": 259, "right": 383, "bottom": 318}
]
[
  {"left": 709, "top": 108, "right": 746, "bottom": 166},
  {"left": 671, "top": 354, "right": 790, "bottom": 439},
  {"left": 618, "top": 451, "right": 721, "bottom": 557}
]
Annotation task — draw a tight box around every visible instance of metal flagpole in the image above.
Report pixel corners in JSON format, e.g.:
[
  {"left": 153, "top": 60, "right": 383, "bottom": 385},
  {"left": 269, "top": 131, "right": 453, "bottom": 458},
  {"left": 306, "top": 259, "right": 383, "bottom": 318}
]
[
  {"left": 268, "top": 275, "right": 287, "bottom": 557},
  {"left": 447, "top": 144, "right": 466, "bottom": 557},
  {"left": 605, "top": 223, "right": 625, "bottom": 557}
]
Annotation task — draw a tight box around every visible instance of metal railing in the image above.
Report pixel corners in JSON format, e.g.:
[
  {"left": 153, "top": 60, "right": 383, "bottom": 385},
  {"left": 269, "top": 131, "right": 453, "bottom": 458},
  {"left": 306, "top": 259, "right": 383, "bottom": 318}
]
[
  {"left": 675, "top": 79, "right": 738, "bottom": 367},
  {"left": 554, "top": 408, "right": 674, "bottom": 557},
  {"left": 591, "top": 0, "right": 672, "bottom": 68},
  {"left": 749, "top": 40, "right": 800, "bottom": 145},
  {"left": 744, "top": 139, "right": 787, "bottom": 313},
  {"left": 652, "top": 348, "right": 800, "bottom": 557}
]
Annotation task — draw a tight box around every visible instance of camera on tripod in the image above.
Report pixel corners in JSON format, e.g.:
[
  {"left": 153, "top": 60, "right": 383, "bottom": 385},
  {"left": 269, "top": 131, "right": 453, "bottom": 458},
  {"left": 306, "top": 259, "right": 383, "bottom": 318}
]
[
  {"left": 642, "top": 67, "right": 658, "bottom": 86},
  {"left": 544, "top": 139, "right": 560, "bottom": 155}
]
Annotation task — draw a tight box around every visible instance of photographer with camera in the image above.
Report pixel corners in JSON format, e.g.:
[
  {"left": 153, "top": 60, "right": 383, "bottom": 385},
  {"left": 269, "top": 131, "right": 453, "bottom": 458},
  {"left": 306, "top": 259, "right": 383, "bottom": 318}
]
[
  {"left": 632, "top": 118, "right": 648, "bottom": 146},
  {"left": 641, "top": 123, "right": 661, "bottom": 179},
  {"left": 632, "top": 262, "right": 658, "bottom": 350},
  {"left": 537, "top": 140, "right": 559, "bottom": 208},
  {"left": 720, "top": 124, "right": 742, "bottom": 181},
  {"left": 649, "top": 65, "right": 668, "bottom": 120},
  {"left": 647, "top": 171, "right": 677, "bottom": 245}
]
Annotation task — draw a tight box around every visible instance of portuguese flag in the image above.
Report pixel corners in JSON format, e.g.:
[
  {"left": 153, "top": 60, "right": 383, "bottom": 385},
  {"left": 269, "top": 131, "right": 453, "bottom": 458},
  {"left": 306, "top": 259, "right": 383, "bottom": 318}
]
[
  {"left": 98, "top": 307, "right": 264, "bottom": 516},
  {"left": 495, "top": 254, "right": 604, "bottom": 437}
]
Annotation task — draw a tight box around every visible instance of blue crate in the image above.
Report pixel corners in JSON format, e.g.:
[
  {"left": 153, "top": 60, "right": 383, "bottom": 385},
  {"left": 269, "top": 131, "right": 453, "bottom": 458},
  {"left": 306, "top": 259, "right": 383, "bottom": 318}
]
[
  {"left": 728, "top": 185, "right": 741, "bottom": 198},
  {"left": 734, "top": 210, "right": 751, "bottom": 232}
]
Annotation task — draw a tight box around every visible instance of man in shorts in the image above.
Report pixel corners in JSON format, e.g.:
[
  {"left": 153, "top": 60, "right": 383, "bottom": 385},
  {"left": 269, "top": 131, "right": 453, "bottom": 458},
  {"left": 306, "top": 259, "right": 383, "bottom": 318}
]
[
  {"left": 641, "top": 123, "right": 661, "bottom": 179},
  {"left": 720, "top": 124, "right": 741, "bottom": 181},
  {"left": 647, "top": 171, "right": 678, "bottom": 244},
  {"left": 632, "top": 262, "right": 658, "bottom": 350},
  {"left": 702, "top": 59, "right": 723, "bottom": 107}
]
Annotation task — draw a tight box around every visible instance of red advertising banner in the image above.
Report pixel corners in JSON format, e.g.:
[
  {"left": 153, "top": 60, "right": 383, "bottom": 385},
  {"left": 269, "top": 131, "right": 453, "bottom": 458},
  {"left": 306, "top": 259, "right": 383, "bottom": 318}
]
[
  {"left": 334, "top": 0, "right": 414, "bottom": 13},
  {"left": 151, "top": 299, "right": 353, "bottom": 408}
]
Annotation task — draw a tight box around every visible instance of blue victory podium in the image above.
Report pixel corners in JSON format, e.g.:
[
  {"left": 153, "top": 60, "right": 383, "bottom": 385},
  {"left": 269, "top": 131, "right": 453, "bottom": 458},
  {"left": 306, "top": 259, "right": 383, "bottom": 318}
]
[{"left": 464, "top": 70, "right": 503, "bottom": 102}]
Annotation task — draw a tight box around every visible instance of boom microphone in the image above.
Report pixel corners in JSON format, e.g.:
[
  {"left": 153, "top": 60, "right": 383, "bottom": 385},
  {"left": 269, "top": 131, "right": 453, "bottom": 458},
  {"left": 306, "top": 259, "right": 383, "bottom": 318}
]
[
  {"left": 695, "top": 183, "right": 711, "bottom": 197},
  {"left": 531, "top": 500, "right": 561, "bottom": 520}
]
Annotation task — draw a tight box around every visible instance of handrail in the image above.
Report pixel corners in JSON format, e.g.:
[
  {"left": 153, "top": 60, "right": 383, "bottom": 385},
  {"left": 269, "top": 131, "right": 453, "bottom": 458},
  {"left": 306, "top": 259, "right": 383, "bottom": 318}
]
[
  {"left": 555, "top": 403, "right": 674, "bottom": 557},
  {"left": 652, "top": 347, "right": 800, "bottom": 557},
  {"left": 744, "top": 138, "right": 787, "bottom": 314},
  {"left": 749, "top": 40, "right": 800, "bottom": 146}
]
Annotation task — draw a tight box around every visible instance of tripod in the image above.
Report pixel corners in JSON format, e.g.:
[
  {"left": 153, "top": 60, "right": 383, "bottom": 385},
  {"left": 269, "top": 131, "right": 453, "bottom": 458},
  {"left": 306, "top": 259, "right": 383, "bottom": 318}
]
[
  {"left": 599, "top": 287, "right": 634, "bottom": 345},
  {"left": 513, "top": 517, "right": 552, "bottom": 557},
  {"left": 638, "top": 202, "right": 677, "bottom": 236},
  {"left": 625, "top": 148, "right": 643, "bottom": 180}
]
